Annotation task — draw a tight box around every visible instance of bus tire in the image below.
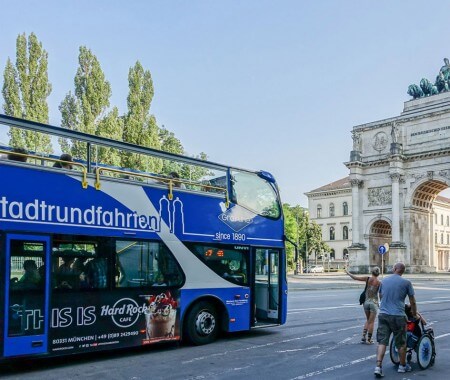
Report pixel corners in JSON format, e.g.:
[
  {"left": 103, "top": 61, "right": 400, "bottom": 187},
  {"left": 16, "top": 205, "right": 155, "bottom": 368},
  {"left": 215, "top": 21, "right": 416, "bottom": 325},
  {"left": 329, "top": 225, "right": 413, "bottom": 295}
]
[{"left": 184, "top": 301, "right": 219, "bottom": 345}]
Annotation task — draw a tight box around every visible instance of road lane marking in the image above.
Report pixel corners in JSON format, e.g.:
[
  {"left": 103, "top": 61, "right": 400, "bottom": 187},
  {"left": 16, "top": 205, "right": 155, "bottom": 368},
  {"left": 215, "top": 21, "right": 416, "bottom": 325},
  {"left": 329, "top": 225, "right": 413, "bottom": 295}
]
[
  {"left": 415, "top": 286, "right": 450, "bottom": 291},
  {"left": 310, "top": 337, "right": 353, "bottom": 359},
  {"left": 336, "top": 325, "right": 361, "bottom": 332},
  {"left": 186, "top": 364, "right": 254, "bottom": 379},
  {"left": 419, "top": 299, "right": 450, "bottom": 305},
  {"left": 288, "top": 298, "right": 450, "bottom": 315},
  {"left": 277, "top": 346, "right": 320, "bottom": 353},
  {"left": 288, "top": 305, "right": 358, "bottom": 314},
  {"left": 289, "top": 354, "right": 377, "bottom": 380},
  {"left": 288, "top": 331, "right": 450, "bottom": 379},
  {"left": 182, "top": 331, "right": 328, "bottom": 364}
]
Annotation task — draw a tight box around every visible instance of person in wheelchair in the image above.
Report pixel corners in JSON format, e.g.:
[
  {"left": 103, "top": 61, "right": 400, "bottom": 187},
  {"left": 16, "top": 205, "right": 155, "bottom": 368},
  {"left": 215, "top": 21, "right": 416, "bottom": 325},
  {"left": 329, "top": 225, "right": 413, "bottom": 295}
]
[
  {"left": 390, "top": 303, "right": 435, "bottom": 369},
  {"left": 405, "top": 303, "right": 427, "bottom": 342}
]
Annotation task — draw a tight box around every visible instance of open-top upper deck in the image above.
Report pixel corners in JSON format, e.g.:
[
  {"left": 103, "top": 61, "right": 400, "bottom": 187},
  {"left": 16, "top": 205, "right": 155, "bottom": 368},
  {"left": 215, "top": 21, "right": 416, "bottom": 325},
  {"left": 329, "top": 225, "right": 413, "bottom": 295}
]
[{"left": 0, "top": 114, "right": 283, "bottom": 247}]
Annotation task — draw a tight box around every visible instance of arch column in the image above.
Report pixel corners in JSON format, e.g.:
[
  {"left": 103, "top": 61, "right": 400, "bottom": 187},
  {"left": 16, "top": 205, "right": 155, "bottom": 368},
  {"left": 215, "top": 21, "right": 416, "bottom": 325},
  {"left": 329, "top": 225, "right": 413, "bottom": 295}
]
[
  {"left": 349, "top": 178, "right": 365, "bottom": 248},
  {"left": 390, "top": 173, "right": 401, "bottom": 244}
]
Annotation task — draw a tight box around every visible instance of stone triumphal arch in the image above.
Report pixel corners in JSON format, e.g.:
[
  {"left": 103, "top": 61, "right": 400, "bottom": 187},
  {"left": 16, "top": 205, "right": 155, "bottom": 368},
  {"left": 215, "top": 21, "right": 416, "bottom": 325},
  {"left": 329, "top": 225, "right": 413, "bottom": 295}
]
[{"left": 346, "top": 86, "right": 450, "bottom": 273}]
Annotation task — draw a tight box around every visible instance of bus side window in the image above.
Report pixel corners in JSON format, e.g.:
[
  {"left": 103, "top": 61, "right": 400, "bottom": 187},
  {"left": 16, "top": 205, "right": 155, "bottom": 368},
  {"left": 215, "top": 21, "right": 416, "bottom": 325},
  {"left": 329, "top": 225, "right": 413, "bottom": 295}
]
[
  {"left": 185, "top": 243, "right": 250, "bottom": 286},
  {"left": 85, "top": 256, "right": 108, "bottom": 289},
  {"left": 115, "top": 240, "right": 183, "bottom": 288}
]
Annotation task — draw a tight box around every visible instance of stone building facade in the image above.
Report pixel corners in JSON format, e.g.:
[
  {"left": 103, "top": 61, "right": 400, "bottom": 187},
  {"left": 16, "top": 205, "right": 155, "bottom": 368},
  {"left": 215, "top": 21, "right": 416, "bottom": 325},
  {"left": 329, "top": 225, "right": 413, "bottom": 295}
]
[
  {"left": 346, "top": 92, "right": 450, "bottom": 273},
  {"left": 306, "top": 178, "right": 450, "bottom": 273},
  {"left": 305, "top": 178, "right": 352, "bottom": 268}
]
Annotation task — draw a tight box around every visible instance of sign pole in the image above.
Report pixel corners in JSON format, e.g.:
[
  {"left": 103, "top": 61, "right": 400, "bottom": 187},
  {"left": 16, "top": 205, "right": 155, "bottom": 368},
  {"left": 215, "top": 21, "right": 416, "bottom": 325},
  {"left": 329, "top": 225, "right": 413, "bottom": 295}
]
[{"left": 378, "top": 244, "right": 389, "bottom": 279}]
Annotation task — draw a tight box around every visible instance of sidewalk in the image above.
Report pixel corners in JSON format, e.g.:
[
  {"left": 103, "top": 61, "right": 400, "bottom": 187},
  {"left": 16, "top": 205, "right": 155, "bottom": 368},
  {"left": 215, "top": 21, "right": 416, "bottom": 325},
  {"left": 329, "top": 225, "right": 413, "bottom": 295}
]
[{"left": 287, "top": 272, "right": 450, "bottom": 291}]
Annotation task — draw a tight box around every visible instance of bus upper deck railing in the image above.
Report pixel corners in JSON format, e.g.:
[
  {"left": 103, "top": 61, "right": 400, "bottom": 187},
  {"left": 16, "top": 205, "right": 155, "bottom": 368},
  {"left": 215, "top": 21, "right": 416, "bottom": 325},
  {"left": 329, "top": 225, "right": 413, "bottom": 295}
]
[
  {"left": 0, "top": 148, "right": 88, "bottom": 188},
  {"left": 0, "top": 147, "right": 229, "bottom": 207},
  {"left": 94, "top": 166, "right": 229, "bottom": 206},
  {"left": 0, "top": 114, "right": 234, "bottom": 207}
]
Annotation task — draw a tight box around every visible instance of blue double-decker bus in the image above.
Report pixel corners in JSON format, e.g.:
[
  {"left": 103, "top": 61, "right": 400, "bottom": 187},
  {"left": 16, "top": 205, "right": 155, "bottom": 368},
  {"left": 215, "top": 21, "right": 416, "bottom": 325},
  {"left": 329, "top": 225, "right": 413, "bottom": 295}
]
[{"left": 0, "top": 114, "right": 286, "bottom": 362}]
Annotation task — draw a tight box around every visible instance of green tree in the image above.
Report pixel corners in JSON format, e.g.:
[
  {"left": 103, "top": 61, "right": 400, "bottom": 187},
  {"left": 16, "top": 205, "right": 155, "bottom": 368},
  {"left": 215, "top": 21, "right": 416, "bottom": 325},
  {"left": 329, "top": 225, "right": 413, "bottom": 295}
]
[
  {"left": 2, "top": 33, "right": 52, "bottom": 153},
  {"left": 159, "top": 125, "right": 185, "bottom": 175},
  {"left": 180, "top": 152, "right": 213, "bottom": 184},
  {"left": 58, "top": 92, "right": 79, "bottom": 154},
  {"left": 282, "top": 204, "right": 297, "bottom": 270},
  {"left": 308, "top": 221, "right": 331, "bottom": 263},
  {"left": 59, "top": 46, "right": 112, "bottom": 160},
  {"left": 95, "top": 107, "right": 124, "bottom": 167},
  {"left": 282, "top": 204, "right": 331, "bottom": 271},
  {"left": 122, "top": 61, "right": 162, "bottom": 173}
]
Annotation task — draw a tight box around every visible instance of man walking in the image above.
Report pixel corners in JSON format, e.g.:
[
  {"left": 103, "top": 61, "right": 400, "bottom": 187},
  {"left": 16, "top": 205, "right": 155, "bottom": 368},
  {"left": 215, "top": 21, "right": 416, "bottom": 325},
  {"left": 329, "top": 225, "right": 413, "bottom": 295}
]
[{"left": 374, "top": 262, "right": 416, "bottom": 378}]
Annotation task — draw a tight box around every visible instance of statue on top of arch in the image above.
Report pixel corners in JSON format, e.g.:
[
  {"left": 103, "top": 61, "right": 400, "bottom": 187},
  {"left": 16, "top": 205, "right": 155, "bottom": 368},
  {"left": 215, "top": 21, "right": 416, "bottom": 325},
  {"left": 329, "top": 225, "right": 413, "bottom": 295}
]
[{"left": 407, "top": 58, "right": 450, "bottom": 99}]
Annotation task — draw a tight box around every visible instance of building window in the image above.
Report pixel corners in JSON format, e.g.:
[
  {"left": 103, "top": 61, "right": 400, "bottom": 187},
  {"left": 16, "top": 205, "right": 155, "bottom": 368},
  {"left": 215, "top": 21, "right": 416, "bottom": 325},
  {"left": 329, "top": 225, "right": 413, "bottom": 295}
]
[
  {"left": 330, "top": 249, "right": 335, "bottom": 260},
  {"left": 329, "top": 226, "right": 335, "bottom": 240},
  {"left": 447, "top": 216, "right": 449, "bottom": 226},
  {"left": 343, "top": 226, "right": 349, "bottom": 240},
  {"left": 329, "top": 203, "right": 335, "bottom": 217},
  {"left": 441, "top": 233, "right": 444, "bottom": 244},
  {"left": 447, "top": 234, "right": 449, "bottom": 245},
  {"left": 343, "top": 249, "right": 349, "bottom": 260},
  {"left": 435, "top": 214, "right": 437, "bottom": 224},
  {"left": 441, "top": 215, "right": 444, "bottom": 225},
  {"left": 435, "top": 232, "right": 438, "bottom": 244},
  {"left": 317, "top": 205, "right": 322, "bottom": 218},
  {"left": 343, "top": 202, "right": 348, "bottom": 216}
]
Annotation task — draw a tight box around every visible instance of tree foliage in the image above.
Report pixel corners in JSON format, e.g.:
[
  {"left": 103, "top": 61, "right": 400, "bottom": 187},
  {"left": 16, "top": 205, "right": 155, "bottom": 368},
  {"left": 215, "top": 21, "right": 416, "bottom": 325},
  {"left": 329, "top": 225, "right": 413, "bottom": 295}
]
[
  {"left": 282, "top": 204, "right": 331, "bottom": 271},
  {"left": 122, "top": 61, "right": 162, "bottom": 173},
  {"left": 2, "top": 35, "right": 218, "bottom": 186},
  {"left": 180, "top": 152, "right": 212, "bottom": 182},
  {"left": 59, "top": 46, "right": 114, "bottom": 161},
  {"left": 2, "top": 33, "right": 52, "bottom": 153},
  {"left": 95, "top": 107, "right": 124, "bottom": 167},
  {"left": 159, "top": 125, "right": 185, "bottom": 175}
]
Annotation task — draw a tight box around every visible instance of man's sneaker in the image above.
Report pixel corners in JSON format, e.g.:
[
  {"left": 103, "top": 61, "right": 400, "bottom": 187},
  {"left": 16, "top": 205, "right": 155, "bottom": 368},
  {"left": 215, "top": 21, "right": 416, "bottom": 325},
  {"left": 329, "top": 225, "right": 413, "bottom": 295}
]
[
  {"left": 374, "top": 366, "right": 384, "bottom": 378},
  {"left": 398, "top": 364, "right": 412, "bottom": 373}
]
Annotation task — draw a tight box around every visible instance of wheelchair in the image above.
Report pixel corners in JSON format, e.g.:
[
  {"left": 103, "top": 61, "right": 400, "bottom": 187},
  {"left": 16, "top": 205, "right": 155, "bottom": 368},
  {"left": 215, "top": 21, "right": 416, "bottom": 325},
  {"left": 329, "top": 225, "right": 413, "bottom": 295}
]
[{"left": 389, "top": 320, "right": 436, "bottom": 369}]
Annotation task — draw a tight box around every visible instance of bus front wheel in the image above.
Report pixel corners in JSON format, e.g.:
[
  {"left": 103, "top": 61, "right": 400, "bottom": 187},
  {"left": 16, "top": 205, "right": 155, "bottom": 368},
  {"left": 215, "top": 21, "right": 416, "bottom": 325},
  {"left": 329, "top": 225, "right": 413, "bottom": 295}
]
[{"left": 184, "top": 301, "right": 219, "bottom": 345}]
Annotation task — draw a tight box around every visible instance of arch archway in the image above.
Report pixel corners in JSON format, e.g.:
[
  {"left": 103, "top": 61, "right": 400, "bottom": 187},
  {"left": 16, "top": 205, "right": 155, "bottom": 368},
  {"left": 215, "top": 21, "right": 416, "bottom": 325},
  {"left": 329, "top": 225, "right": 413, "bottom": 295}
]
[
  {"left": 346, "top": 88, "right": 450, "bottom": 273},
  {"left": 368, "top": 219, "right": 391, "bottom": 269},
  {"left": 406, "top": 179, "right": 449, "bottom": 270}
]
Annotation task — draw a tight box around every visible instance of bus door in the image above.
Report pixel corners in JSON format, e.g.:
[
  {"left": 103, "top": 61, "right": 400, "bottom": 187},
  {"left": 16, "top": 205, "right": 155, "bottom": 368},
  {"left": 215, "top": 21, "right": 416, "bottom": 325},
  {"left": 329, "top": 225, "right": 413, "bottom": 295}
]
[
  {"left": 253, "top": 248, "right": 280, "bottom": 325},
  {"left": 3, "top": 234, "right": 50, "bottom": 357}
]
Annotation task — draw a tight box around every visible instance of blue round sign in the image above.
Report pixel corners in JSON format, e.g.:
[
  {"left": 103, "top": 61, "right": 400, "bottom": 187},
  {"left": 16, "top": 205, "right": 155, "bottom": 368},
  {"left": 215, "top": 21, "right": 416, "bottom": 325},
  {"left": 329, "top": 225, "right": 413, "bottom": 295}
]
[{"left": 378, "top": 245, "right": 386, "bottom": 255}]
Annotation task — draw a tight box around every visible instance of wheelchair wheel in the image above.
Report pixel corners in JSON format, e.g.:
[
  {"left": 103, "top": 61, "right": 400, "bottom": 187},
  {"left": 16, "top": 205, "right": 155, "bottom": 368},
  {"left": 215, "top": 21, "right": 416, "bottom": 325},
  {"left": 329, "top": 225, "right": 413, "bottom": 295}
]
[
  {"left": 389, "top": 335, "right": 400, "bottom": 365},
  {"left": 416, "top": 334, "right": 435, "bottom": 369}
]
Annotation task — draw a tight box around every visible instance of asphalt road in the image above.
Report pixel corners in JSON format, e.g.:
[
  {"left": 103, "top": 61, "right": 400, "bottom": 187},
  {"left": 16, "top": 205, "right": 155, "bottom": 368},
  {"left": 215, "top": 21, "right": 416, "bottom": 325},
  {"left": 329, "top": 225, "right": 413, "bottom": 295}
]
[{"left": 2, "top": 274, "right": 450, "bottom": 380}]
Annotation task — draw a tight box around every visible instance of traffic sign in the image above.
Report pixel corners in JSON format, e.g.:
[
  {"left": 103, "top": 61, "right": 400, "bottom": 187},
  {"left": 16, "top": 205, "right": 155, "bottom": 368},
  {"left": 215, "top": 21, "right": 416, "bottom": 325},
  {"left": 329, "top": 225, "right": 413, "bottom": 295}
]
[{"left": 378, "top": 245, "right": 387, "bottom": 255}]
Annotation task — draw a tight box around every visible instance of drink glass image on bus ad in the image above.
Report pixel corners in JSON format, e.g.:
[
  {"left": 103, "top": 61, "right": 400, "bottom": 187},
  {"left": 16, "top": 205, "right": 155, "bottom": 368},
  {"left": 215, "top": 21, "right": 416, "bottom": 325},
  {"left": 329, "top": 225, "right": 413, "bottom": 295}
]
[{"left": 145, "top": 291, "right": 178, "bottom": 340}]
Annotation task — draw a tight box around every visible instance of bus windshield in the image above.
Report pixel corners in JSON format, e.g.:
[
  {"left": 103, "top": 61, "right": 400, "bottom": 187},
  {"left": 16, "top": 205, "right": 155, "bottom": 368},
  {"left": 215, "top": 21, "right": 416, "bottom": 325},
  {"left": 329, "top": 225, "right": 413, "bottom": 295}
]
[{"left": 231, "top": 170, "right": 280, "bottom": 218}]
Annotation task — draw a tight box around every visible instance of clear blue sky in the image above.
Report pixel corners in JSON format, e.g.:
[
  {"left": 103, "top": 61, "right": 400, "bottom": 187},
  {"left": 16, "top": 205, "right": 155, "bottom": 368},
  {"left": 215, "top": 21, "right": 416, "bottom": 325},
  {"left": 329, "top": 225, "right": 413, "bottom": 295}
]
[{"left": 1, "top": 0, "right": 450, "bottom": 206}]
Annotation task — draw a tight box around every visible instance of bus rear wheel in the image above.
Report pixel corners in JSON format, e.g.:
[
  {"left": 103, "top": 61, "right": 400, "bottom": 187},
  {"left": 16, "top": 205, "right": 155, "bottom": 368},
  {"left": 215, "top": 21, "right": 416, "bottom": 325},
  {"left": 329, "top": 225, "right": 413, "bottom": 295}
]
[{"left": 184, "top": 301, "right": 219, "bottom": 345}]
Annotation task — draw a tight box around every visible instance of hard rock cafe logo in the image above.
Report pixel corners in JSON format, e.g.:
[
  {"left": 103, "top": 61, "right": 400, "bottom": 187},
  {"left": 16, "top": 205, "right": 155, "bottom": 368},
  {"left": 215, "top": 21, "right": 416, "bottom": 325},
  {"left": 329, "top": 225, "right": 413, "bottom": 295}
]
[{"left": 100, "top": 298, "right": 148, "bottom": 328}]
